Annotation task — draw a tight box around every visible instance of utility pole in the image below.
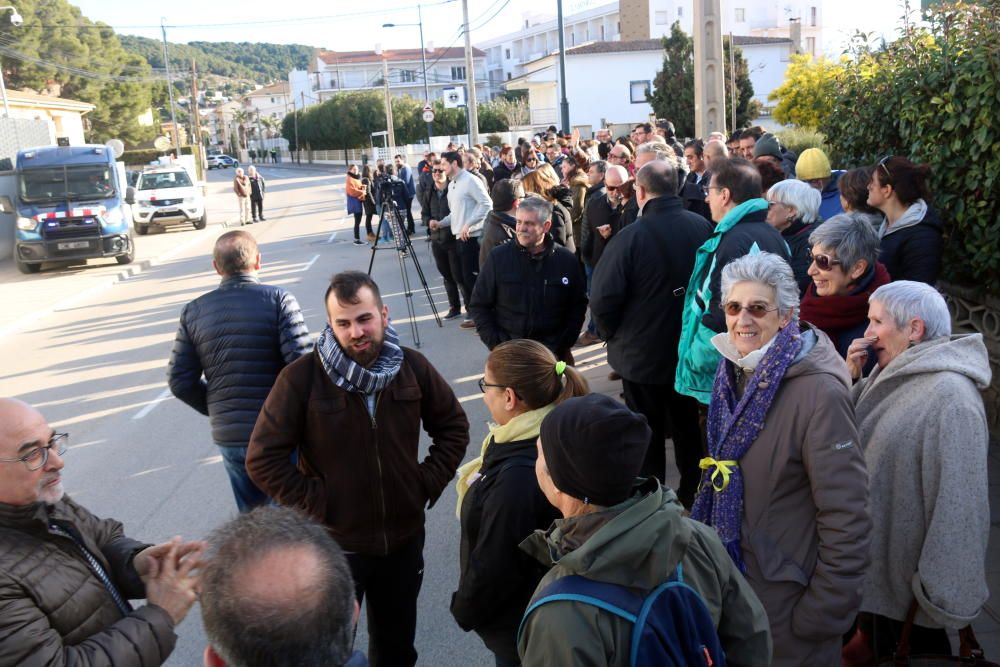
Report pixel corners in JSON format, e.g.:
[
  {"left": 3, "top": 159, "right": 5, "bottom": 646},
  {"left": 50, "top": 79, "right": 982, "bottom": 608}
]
[
  {"left": 291, "top": 101, "right": 299, "bottom": 164},
  {"left": 160, "top": 18, "right": 180, "bottom": 152},
  {"left": 300, "top": 91, "right": 306, "bottom": 163},
  {"left": 693, "top": 0, "right": 727, "bottom": 137},
  {"left": 556, "top": 0, "right": 570, "bottom": 134},
  {"left": 190, "top": 60, "right": 205, "bottom": 173},
  {"left": 418, "top": 4, "right": 432, "bottom": 147},
  {"left": 461, "top": 0, "right": 479, "bottom": 145},
  {"left": 380, "top": 50, "right": 397, "bottom": 154}
]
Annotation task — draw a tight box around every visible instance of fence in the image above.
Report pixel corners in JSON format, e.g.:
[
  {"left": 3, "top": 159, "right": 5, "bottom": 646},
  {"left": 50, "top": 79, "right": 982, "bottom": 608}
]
[{"left": 0, "top": 117, "right": 53, "bottom": 170}]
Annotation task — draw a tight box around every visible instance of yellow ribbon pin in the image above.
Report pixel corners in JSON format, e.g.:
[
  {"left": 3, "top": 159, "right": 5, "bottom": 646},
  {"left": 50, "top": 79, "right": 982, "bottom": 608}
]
[{"left": 699, "top": 457, "right": 739, "bottom": 492}]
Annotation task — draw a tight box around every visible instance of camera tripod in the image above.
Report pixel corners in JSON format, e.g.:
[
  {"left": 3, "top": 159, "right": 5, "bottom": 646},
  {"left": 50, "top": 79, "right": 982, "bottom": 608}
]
[{"left": 367, "top": 187, "right": 442, "bottom": 347}]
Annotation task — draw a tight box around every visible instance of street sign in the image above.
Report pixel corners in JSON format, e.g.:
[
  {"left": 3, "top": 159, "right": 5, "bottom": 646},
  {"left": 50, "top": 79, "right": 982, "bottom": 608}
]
[
  {"left": 153, "top": 136, "right": 171, "bottom": 151},
  {"left": 442, "top": 87, "right": 466, "bottom": 109},
  {"left": 422, "top": 108, "right": 435, "bottom": 123}
]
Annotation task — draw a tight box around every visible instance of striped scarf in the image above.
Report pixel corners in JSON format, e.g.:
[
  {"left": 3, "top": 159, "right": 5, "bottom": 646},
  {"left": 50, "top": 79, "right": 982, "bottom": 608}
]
[
  {"left": 691, "top": 321, "right": 802, "bottom": 572},
  {"left": 316, "top": 322, "right": 403, "bottom": 394}
]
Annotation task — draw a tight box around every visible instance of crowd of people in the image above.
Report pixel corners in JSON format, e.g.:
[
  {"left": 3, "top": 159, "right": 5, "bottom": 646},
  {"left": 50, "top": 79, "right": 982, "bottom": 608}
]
[{"left": 1, "top": 119, "right": 992, "bottom": 667}]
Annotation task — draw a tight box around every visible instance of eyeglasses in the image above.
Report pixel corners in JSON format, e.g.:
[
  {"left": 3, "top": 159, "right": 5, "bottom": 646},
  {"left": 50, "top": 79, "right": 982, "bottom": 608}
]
[
  {"left": 721, "top": 302, "right": 779, "bottom": 318},
  {"left": 609, "top": 153, "right": 626, "bottom": 160},
  {"left": 0, "top": 432, "right": 68, "bottom": 471},
  {"left": 606, "top": 185, "right": 620, "bottom": 192},
  {"left": 525, "top": 157, "right": 538, "bottom": 163},
  {"left": 432, "top": 169, "right": 446, "bottom": 173},
  {"left": 808, "top": 249, "right": 843, "bottom": 271},
  {"left": 766, "top": 200, "right": 784, "bottom": 209}
]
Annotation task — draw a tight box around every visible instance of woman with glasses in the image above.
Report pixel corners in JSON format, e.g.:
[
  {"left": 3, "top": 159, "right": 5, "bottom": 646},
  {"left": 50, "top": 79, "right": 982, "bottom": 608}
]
[
  {"left": 765, "top": 179, "right": 822, "bottom": 294},
  {"left": 691, "top": 252, "right": 870, "bottom": 667},
  {"left": 843, "top": 281, "right": 989, "bottom": 661},
  {"left": 867, "top": 156, "right": 942, "bottom": 284},
  {"left": 450, "top": 339, "right": 589, "bottom": 667},
  {"left": 800, "top": 213, "right": 890, "bottom": 374}
]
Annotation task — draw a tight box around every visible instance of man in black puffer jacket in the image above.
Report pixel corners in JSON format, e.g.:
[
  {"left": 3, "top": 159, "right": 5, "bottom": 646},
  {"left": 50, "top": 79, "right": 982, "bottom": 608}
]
[
  {"left": 469, "top": 196, "right": 587, "bottom": 363},
  {"left": 168, "top": 230, "right": 311, "bottom": 512}
]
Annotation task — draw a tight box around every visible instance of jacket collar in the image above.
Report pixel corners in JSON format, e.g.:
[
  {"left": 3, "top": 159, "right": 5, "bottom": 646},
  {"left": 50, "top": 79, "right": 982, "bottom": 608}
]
[
  {"left": 586, "top": 180, "right": 605, "bottom": 197},
  {"left": 638, "top": 194, "right": 684, "bottom": 217},
  {"left": 516, "top": 233, "right": 555, "bottom": 259},
  {"left": 220, "top": 273, "right": 259, "bottom": 288},
  {"left": 0, "top": 498, "right": 57, "bottom": 533}
]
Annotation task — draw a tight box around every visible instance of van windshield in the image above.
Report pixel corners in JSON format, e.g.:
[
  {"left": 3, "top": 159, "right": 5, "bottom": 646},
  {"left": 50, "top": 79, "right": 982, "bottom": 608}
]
[
  {"left": 136, "top": 170, "right": 193, "bottom": 190},
  {"left": 19, "top": 165, "right": 115, "bottom": 203}
]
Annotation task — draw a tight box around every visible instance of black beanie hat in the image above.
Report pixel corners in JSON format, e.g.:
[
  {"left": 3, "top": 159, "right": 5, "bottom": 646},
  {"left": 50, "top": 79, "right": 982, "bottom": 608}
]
[
  {"left": 753, "top": 133, "right": 783, "bottom": 161},
  {"left": 539, "top": 394, "right": 651, "bottom": 506}
]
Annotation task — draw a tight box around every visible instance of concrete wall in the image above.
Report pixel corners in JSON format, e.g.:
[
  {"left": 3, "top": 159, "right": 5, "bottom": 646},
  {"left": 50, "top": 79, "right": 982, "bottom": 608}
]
[
  {"left": 0, "top": 172, "right": 17, "bottom": 260},
  {"left": 565, "top": 51, "right": 660, "bottom": 130}
]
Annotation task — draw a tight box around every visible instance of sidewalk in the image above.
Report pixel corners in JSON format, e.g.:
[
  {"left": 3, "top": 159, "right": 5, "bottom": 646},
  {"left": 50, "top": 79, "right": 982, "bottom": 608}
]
[{"left": 574, "top": 342, "right": 1000, "bottom": 656}]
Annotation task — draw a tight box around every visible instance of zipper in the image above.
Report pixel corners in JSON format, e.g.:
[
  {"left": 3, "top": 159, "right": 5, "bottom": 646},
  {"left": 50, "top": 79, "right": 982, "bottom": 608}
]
[{"left": 364, "top": 392, "right": 390, "bottom": 555}]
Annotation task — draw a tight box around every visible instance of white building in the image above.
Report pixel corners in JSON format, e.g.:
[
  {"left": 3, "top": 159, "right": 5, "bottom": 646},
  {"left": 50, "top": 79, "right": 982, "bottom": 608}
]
[
  {"left": 1, "top": 90, "right": 94, "bottom": 146},
  {"left": 479, "top": 0, "right": 900, "bottom": 84},
  {"left": 506, "top": 36, "right": 792, "bottom": 132},
  {"left": 241, "top": 81, "right": 291, "bottom": 122},
  {"left": 288, "top": 47, "right": 491, "bottom": 110}
]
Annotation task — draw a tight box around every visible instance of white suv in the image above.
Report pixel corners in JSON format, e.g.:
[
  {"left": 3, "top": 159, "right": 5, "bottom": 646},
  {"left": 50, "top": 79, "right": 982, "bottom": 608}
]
[{"left": 132, "top": 167, "right": 207, "bottom": 234}]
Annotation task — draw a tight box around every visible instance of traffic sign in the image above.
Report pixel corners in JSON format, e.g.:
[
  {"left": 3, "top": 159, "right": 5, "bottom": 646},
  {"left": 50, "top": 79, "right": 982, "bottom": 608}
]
[{"left": 422, "top": 108, "right": 435, "bottom": 122}]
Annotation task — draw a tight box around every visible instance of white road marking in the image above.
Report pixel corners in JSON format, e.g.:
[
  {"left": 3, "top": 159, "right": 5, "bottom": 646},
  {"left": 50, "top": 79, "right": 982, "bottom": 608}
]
[
  {"left": 132, "top": 388, "right": 172, "bottom": 420},
  {"left": 326, "top": 231, "right": 338, "bottom": 243},
  {"left": 303, "top": 254, "right": 320, "bottom": 272},
  {"left": 129, "top": 465, "right": 172, "bottom": 478},
  {"left": 453, "top": 372, "right": 485, "bottom": 384}
]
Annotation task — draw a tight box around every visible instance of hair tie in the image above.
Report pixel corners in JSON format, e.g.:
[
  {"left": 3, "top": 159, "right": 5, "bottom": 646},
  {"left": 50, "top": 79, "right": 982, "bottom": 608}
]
[{"left": 555, "top": 361, "right": 567, "bottom": 376}]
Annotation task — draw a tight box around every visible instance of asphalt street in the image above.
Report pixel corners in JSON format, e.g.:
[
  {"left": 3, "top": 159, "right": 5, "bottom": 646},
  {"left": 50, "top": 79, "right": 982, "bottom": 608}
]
[{"left": 0, "top": 162, "right": 613, "bottom": 666}]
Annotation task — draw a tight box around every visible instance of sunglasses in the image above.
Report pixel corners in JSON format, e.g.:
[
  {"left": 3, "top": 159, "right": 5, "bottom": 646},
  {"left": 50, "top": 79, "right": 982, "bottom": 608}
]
[
  {"left": 721, "top": 302, "right": 779, "bottom": 318},
  {"left": 525, "top": 157, "right": 538, "bottom": 163},
  {"left": 432, "top": 169, "right": 446, "bottom": 173},
  {"left": 876, "top": 155, "right": 893, "bottom": 181},
  {"left": 808, "top": 249, "right": 843, "bottom": 271}
]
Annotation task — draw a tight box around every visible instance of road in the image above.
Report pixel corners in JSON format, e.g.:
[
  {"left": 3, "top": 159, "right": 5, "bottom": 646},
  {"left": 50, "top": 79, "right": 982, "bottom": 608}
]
[{"left": 0, "top": 162, "right": 612, "bottom": 666}]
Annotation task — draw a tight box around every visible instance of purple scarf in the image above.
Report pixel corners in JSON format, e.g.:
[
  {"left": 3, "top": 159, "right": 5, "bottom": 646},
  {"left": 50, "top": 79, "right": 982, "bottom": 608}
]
[{"left": 691, "top": 321, "right": 803, "bottom": 572}]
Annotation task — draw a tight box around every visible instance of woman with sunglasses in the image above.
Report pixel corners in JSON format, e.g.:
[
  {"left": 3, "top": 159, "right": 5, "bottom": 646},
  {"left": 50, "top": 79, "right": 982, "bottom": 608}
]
[
  {"left": 867, "top": 156, "right": 942, "bottom": 285},
  {"left": 451, "top": 339, "right": 589, "bottom": 667},
  {"left": 765, "top": 179, "right": 822, "bottom": 294},
  {"left": 692, "top": 251, "right": 870, "bottom": 667},
  {"left": 800, "top": 213, "right": 890, "bottom": 375}
]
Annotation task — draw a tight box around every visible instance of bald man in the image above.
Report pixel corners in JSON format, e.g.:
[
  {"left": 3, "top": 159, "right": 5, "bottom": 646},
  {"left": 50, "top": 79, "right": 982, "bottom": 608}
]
[
  {"left": 0, "top": 398, "right": 204, "bottom": 666},
  {"left": 201, "top": 506, "right": 367, "bottom": 667}
]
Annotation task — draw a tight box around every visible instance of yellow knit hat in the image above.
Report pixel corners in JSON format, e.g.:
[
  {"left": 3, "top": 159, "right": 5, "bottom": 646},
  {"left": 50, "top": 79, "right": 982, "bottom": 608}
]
[{"left": 796, "top": 148, "right": 832, "bottom": 181}]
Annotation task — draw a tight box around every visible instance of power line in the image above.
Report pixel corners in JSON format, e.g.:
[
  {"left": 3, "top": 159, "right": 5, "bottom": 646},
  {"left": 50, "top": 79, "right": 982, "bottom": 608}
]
[{"left": 0, "top": 43, "right": 169, "bottom": 83}]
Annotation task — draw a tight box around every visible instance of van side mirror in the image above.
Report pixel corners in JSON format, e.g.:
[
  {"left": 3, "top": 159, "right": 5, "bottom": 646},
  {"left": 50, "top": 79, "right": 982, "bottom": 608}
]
[
  {"left": 125, "top": 186, "right": 136, "bottom": 205},
  {"left": 0, "top": 195, "right": 13, "bottom": 214}
]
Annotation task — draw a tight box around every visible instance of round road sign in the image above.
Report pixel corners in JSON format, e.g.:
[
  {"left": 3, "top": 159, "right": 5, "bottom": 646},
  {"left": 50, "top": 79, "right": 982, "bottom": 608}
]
[{"left": 422, "top": 109, "right": 435, "bottom": 123}]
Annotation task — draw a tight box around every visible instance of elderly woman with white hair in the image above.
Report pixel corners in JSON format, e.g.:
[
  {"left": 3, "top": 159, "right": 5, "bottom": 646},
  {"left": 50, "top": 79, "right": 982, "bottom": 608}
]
[
  {"left": 845, "top": 281, "right": 990, "bottom": 660},
  {"left": 692, "top": 251, "right": 871, "bottom": 666},
  {"left": 765, "top": 179, "right": 823, "bottom": 294}
]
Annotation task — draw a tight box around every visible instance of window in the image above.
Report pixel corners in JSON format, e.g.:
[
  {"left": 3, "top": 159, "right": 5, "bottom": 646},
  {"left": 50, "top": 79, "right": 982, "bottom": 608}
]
[
  {"left": 630, "top": 80, "right": 651, "bottom": 104},
  {"left": 570, "top": 32, "right": 575, "bottom": 46},
  {"left": 601, "top": 25, "right": 605, "bottom": 39},
  {"left": 678, "top": 6, "right": 683, "bottom": 17},
  {"left": 655, "top": 10, "right": 670, "bottom": 24},
  {"left": 400, "top": 70, "right": 416, "bottom": 83},
  {"left": 505, "top": 48, "right": 511, "bottom": 59},
  {"left": 735, "top": 8, "right": 745, "bottom": 22},
  {"left": 450, "top": 65, "right": 466, "bottom": 81},
  {"left": 806, "top": 36, "right": 816, "bottom": 54},
  {"left": 810, "top": 6, "right": 817, "bottom": 26},
  {"left": 270, "top": 97, "right": 275, "bottom": 103},
  {"left": 507, "top": 72, "right": 511, "bottom": 80}
]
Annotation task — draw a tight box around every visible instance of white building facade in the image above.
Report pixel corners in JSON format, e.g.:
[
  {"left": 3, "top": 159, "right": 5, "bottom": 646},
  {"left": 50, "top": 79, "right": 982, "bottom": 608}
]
[{"left": 288, "top": 48, "right": 491, "bottom": 110}]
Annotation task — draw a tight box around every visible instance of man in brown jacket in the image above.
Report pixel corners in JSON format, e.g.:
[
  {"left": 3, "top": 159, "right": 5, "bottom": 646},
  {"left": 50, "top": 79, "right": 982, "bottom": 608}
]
[
  {"left": 0, "top": 398, "right": 204, "bottom": 667},
  {"left": 247, "top": 271, "right": 469, "bottom": 667},
  {"left": 233, "top": 167, "right": 251, "bottom": 225}
]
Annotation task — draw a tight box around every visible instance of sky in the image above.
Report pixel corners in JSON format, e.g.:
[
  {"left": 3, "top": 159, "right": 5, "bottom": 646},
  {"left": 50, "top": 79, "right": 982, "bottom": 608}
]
[{"left": 67, "top": 0, "right": 606, "bottom": 52}]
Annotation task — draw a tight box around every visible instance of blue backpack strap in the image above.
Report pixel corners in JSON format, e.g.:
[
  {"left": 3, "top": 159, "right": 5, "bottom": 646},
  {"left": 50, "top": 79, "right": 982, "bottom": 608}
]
[{"left": 517, "top": 575, "right": 644, "bottom": 646}]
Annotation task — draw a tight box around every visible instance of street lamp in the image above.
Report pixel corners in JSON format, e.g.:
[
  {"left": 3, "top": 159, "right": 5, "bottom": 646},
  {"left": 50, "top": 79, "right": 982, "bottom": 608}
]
[
  {"left": 0, "top": 5, "right": 24, "bottom": 118},
  {"left": 383, "top": 3, "right": 433, "bottom": 147}
]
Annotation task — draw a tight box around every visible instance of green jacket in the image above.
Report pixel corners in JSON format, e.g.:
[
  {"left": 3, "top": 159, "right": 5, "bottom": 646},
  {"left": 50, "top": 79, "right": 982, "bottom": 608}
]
[{"left": 517, "top": 480, "right": 772, "bottom": 666}]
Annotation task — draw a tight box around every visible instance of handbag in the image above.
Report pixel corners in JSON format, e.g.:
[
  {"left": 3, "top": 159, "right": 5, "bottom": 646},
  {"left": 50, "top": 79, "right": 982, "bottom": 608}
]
[{"left": 875, "top": 601, "right": 1000, "bottom": 667}]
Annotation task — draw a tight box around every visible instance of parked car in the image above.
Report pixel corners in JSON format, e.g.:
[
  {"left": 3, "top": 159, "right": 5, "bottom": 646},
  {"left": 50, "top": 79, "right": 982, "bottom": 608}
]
[
  {"left": 131, "top": 166, "right": 207, "bottom": 235},
  {"left": 207, "top": 154, "right": 239, "bottom": 169}
]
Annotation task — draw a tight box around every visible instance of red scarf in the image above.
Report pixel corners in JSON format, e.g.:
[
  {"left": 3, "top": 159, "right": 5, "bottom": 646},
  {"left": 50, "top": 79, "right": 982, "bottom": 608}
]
[{"left": 799, "top": 262, "right": 891, "bottom": 335}]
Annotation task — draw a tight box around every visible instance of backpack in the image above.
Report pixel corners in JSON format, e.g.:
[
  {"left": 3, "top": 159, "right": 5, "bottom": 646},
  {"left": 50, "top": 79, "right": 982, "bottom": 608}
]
[{"left": 518, "top": 564, "right": 726, "bottom": 667}]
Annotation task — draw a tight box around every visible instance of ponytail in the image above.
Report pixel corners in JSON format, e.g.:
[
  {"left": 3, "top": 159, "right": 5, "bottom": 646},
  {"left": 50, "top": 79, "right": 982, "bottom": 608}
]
[{"left": 488, "top": 340, "right": 590, "bottom": 409}]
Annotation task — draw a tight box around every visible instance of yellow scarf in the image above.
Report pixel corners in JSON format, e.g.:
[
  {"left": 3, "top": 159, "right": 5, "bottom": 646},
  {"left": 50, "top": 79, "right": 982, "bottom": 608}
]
[{"left": 454, "top": 404, "right": 554, "bottom": 518}]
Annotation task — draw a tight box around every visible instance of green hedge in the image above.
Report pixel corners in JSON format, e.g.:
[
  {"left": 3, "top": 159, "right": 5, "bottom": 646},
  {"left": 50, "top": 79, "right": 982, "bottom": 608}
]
[{"left": 822, "top": 2, "right": 999, "bottom": 293}]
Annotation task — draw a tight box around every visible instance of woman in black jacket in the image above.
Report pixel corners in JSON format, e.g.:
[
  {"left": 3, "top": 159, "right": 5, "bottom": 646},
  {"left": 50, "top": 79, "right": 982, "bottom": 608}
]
[
  {"left": 360, "top": 164, "right": 378, "bottom": 242},
  {"left": 451, "top": 339, "right": 589, "bottom": 666},
  {"left": 520, "top": 163, "right": 575, "bottom": 252},
  {"left": 867, "top": 156, "right": 942, "bottom": 284}
]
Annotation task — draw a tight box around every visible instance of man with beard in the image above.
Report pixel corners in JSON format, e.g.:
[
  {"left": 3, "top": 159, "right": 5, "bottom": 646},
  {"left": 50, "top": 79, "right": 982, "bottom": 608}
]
[
  {"left": 247, "top": 271, "right": 469, "bottom": 667},
  {"left": 0, "top": 398, "right": 204, "bottom": 666}
]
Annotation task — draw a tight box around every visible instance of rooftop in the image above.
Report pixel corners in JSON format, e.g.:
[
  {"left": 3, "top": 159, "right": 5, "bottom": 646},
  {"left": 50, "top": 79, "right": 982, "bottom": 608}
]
[
  {"left": 315, "top": 47, "right": 484, "bottom": 66},
  {"left": 7, "top": 89, "right": 95, "bottom": 112},
  {"left": 245, "top": 81, "right": 290, "bottom": 97}
]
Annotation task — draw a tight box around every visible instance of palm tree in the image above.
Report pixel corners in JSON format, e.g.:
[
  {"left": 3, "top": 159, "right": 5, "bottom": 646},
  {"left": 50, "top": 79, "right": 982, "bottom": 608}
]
[{"left": 232, "top": 109, "right": 252, "bottom": 150}]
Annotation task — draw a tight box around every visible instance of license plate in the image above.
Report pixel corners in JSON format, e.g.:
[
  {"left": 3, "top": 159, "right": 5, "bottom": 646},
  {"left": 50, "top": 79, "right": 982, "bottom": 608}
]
[{"left": 57, "top": 241, "right": 90, "bottom": 250}]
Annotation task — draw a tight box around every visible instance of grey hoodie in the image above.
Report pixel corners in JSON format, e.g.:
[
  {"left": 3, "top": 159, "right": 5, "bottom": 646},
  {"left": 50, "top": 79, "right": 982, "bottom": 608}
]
[
  {"left": 878, "top": 198, "right": 927, "bottom": 238},
  {"left": 853, "top": 333, "right": 992, "bottom": 628}
]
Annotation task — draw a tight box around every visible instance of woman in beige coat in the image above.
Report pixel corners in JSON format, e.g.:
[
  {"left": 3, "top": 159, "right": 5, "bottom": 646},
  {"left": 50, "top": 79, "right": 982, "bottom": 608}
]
[{"left": 691, "top": 251, "right": 871, "bottom": 666}]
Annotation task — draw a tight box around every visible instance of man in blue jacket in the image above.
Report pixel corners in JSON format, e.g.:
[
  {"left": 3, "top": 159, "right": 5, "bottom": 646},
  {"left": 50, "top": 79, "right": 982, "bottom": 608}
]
[
  {"left": 167, "top": 230, "right": 311, "bottom": 512},
  {"left": 395, "top": 154, "right": 417, "bottom": 235}
]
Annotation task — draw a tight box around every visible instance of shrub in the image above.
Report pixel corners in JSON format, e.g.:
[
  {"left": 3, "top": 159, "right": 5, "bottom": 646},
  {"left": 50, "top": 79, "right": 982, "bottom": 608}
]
[
  {"left": 776, "top": 128, "right": 829, "bottom": 156},
  {"left": 823, "top": 2, "right": 999, "bottom": 293}
]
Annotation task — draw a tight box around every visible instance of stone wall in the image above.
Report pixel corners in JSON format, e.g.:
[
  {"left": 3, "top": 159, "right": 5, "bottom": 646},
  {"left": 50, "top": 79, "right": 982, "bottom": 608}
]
[{"left": 941, "top": 282, "right": 1000, "bottom": 436}]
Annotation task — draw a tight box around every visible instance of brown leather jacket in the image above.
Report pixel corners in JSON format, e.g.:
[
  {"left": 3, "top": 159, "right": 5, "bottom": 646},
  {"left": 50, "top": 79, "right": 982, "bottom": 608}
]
[
  {"left": 0, "top": 497, "right": 175, "bottom": 666},
  {"left": 233, "top": 174, "right": 250, "bottom": 197},
  {"left": 247, "top": 347, "right": 469, "bottom": 555}
]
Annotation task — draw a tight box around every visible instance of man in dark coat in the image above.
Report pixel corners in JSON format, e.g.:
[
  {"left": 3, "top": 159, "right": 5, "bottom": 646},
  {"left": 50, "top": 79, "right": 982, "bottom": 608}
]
[
  {"left": 247, "top": 166, "right": 266, "bottom": 222},
  {"left": 0, "top": 398, "right": 203, "bottom": 667},
  {"left": 168, "top": 230, "right": 311, "bottom": 512},
  {"left": 590, "top": 160, "right": 713, "bottom": 507},
  {"left": 469, "top": 195, "right": 588, "bottom": 364},
  {"left": 394, "top": 154, "right": 417, "bottom": 234}
]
